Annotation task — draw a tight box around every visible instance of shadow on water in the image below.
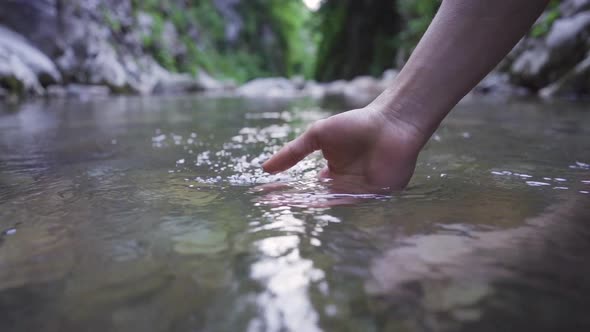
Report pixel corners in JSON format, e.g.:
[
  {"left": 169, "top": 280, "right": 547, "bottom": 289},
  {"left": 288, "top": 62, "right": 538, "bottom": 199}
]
[{"left": 0, "top": 95, "right": 589, "bottom": 331}]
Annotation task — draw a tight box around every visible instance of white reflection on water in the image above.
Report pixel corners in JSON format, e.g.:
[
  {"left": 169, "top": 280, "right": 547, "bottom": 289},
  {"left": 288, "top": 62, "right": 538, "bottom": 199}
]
[
  {"left": 249, "top": 221, "right": 324, "bottom": 331},
  {"left": 491, "top": 166, "right": 590, "bottom": 194}
]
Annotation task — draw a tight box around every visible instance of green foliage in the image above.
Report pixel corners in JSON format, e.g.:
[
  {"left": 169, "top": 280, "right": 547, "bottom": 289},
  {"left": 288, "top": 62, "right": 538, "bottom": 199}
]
[
  {"left": 531, "top": 0, "right": 561, "bottom": 38},
  {"left": 396, "top": 0, "right": 440, "bottom": 57},
  {"left": 314, "top": 0, "right": 400, "bottom": 81},
  {"left": 267, "top": 0, "right": 315, "bottom": 77},
  {"left": 314, "top": 2, "right": 348, "bottom": 80},
  {"left": 128, "top": 0, "right": 314, "bottom": 82},
  {"left": 101, "top": 8, "right": 122, "bottom": 33}
]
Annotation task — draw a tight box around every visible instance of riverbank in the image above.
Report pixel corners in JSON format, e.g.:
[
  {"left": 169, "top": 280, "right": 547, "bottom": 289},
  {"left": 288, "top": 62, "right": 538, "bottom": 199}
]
[{"left": 1, "top": 0, "right": 590, "bottom": 103}]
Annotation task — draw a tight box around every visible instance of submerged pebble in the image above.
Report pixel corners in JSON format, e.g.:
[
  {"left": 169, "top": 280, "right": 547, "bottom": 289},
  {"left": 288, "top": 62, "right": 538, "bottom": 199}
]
[{"left": 172, "top": 229, "right": 228, "bottom": 255}]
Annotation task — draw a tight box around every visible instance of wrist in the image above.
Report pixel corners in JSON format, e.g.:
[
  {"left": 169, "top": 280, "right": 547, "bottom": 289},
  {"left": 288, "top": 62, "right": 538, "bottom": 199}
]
[
  {"left": 369, "top": 70, "right": 458, "bottom": 147},
  {"left": 369, "top": 93, "right": 436, "bottom": 148}
]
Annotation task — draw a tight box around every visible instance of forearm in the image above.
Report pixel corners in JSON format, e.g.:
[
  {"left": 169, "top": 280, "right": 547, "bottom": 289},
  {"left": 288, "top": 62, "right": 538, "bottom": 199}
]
[{"left": 373, "top": 0, "right": 549, "bottom": 141}]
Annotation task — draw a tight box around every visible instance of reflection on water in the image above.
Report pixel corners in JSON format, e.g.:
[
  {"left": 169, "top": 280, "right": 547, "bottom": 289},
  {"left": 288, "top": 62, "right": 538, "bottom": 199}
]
[{"left": 0, "top": 96, "right": 589, "bottom": 331}]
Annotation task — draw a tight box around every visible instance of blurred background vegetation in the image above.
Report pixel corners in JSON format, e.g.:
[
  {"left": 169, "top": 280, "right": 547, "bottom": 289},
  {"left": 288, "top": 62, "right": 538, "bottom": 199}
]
[
  {"left": 127, "top": 0, "right": 315, "bottom": 82},
  {"left": 102, "top": 0, "right": 446, "bottom": 83},
  {"left": 1, "top": 0, "right": 574, "bottom": 98}
]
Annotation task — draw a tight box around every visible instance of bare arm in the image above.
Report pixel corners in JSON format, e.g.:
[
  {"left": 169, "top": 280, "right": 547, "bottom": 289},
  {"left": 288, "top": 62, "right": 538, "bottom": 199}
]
[
  {"left": 263, "top": 0, "right": 549, "bottom": 191},
  {"left": 375, "top": 0, "right": 549, "bottom": 139}
]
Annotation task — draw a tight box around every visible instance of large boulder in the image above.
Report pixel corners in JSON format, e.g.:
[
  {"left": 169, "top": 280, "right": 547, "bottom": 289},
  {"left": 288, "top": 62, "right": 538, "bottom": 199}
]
[
  {"left": 321, "top": 71, "right": 397, "bottom": 108},
  {"left": 0, "top": 25, "right": 61, "bottom": 96},
  {"left": 237, "top": 77, "right": 301, "bottom": 98},
  {"left": 0, "top": 53, "right": 42, "bottom": 95},
  {"left": 504, "top": 0, "right": 590, "bottom": 97},
  {"left": 0, "top": 0, "right": 225, "bottom": 97},
  {"left": 153, "top": 71, "right": 224, "bottom": 95},
  {"left": 0, "top": 0, "right": 64, "bottom": 57},
  {"left": 540, "top": 52, "right": 590, "bottom": 98},
  {"left": 510, "top": 12, "right": 590, "bottom": 89},
  {"left": 560, "top": 0, "right": 590, "bottom": 17}
]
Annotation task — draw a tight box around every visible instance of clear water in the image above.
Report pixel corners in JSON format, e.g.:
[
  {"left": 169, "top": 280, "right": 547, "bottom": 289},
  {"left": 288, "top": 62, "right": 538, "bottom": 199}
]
[{"left": 0, "top": 95, "right": 589, "bottom": 332}]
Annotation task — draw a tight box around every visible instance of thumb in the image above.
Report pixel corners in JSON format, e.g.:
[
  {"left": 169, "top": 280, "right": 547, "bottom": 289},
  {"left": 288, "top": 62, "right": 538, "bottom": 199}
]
[{"left": 262, "top": 126, "right": 320, "bottom": 174}]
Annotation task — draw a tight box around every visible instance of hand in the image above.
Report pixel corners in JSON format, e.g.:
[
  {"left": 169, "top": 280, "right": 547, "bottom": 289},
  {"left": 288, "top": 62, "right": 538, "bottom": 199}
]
[{"left": 262, "top": 107, "right": 426, "bottom": 192}]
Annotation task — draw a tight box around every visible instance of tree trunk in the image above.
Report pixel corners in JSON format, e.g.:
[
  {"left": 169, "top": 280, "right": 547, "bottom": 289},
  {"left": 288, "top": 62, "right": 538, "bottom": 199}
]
[{"left": 315, "top": 0, "right": 400, "bottom": 82}]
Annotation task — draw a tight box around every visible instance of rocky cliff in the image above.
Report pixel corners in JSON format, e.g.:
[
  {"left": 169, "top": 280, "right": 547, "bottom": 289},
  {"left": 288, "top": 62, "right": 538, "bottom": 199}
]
[
  {"left": 0, "top": 0, "right": 214, "bottom": 98},
  {"left": 1, "top": 0, "right": 590, "bottom": 101},
  {"left": 0, "top": 0, "right": 310, "bottom": 99}
]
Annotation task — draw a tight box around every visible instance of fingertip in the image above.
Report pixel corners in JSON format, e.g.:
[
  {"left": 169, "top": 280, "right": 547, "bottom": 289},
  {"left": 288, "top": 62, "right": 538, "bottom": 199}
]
[
  {"left": 261, "top": 158, "right": 277, "bottom": 174},
  {"left": 261, "top": 160, "right": 277, "bottom": 174},
  {"left": 261, "top": 130, "right": 319, "bottom": 175},
  {"left": 262, "top": 152, "right": 288, "bottom": 174}
]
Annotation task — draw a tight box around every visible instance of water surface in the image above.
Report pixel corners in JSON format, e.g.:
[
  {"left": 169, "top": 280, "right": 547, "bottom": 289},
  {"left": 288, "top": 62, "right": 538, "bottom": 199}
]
[{"left": 0, "top": 95, "right": 589, "bottom": 332}]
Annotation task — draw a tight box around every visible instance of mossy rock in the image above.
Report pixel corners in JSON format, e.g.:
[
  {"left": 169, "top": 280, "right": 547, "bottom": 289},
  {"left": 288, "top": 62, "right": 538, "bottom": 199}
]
[{"left": 172, "top": 228, "right": 228, "bottom": 255}]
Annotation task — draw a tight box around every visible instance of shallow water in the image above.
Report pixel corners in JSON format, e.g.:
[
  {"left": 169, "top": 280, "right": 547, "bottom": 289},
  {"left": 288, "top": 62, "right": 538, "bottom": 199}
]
[{"left": 0, "top": 95, "right": 589, "bottom": 332}]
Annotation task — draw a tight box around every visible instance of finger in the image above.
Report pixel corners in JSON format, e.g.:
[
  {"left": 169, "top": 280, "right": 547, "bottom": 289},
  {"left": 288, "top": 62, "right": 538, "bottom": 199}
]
[{"left": 262, "top": 128, "right": 319, "bottom": 174}]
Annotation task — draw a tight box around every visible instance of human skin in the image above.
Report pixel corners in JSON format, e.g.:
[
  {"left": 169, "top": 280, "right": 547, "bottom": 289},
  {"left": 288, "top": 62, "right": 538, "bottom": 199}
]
[{"left": 263, "top": 0, "right": 550, "bottom": 191}]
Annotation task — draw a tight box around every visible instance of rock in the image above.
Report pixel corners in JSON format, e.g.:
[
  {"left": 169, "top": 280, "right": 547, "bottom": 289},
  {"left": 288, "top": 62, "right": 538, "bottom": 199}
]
[
  {"left": 381, "top": 69, "right": 398, "bottom": 85},
  {"left": 290, "top": 75, "right": 306, "bottom": 89},
  {"left": 66, "top": 84, "right": 110, "bottom": 98},
  {"left": 560, "top": 0, "right": 590, "bottom": 17},
  {"left": 0, "top": 0, "right": 65, "bottom": 58},
  {"left": 510, "top": 42, "right": 552, "bottom": 89},
  {"left": 172, "top": 228, "right": 228, "bottom": 255},
  {"left": 323, "top": 76, "right": 385, "bottom": 108},
  {"left": 0, "top": 51, "right": 43, "bottom": 95},
  {"left": 153, "top": 74, "right": 205, "bottom": 94},
  {"left": 474, "top": 72, "right": 530, "bottom": 97},
  {"left": 0, "top": 1, "right": 228, "bottom": 97},
  {"left": 322, "top": 79, "right": 348, "bottom": 97},
  {"left": 45, "top": 85, "right": 67, "bottom": 98},
  {"left": 160, "top": 21, "right": 186, "bottom": 60},
  {"left": 540, "top": 53, "right": 590, "bottom": 98},
  {"left": 510, "top": 11, "right": 590, "bottom": 90},
  {"left": 195, "top": 70, "right": 226, "bottom": 90},
  {"left": 85, "top": 42, "right": 128, "bottom": 91},
  {"left": 545, "top": 12, "right": 590, "bottom": 49},
  {"left": 0, "top": 222, "right": 75, "bottom": 291},
  {"left": 0, "top": 25, "right": 62, "bottom": 96},
  {"left": 0, "top": 26, "right": 61, "bottom": 86},
  {"left": 153, "top": 70, "right": 224, "bottom": 94},
  {"left": 237, "top": 77, "right": 300, "bottom": 98},
  {"left": 136, "top": 11, "right": 154, "bottom": 36},
  {"left": 119, "top": 55, "right": 167, "bottom": 95},
  {"left": 302, "top": 80, "right": 326, "bottom": 99},
  {"left": 47, "top": 84, "right": 110, "bottom": 99}
]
